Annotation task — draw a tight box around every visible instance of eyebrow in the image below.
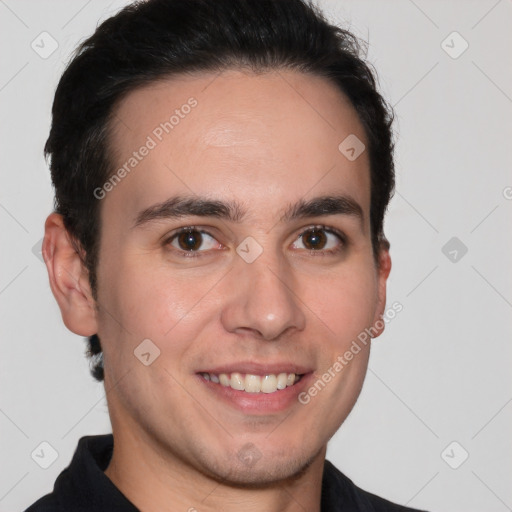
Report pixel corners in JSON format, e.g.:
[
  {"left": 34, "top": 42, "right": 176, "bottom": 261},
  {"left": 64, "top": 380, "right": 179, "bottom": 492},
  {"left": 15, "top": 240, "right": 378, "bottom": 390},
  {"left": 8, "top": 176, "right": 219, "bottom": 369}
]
[
  {"left": 132, "top": 194, "right": 364, "bottom": 228},
  {"left": 281, "top": 195, "right": 363, "bottom": 225},
  {"left": 133, "top": 196, "right": 244, "bottom": 227}
]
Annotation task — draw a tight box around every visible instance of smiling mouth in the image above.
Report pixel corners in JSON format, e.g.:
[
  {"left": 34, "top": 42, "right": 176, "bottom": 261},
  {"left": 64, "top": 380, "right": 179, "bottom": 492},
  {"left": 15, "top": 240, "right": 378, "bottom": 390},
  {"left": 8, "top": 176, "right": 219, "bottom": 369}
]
[{"left": 199, "top": 372, "right": 303, "bottom": 394}]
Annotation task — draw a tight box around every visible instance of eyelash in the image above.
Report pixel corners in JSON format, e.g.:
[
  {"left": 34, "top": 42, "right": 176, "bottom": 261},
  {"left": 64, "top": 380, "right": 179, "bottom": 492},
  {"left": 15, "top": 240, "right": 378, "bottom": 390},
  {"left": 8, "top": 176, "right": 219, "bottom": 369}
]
[
  {"left": 294, "top": 225, "right": 347, "bottom": 257},
  {"left": 163, "top": 224, "right": 347, "bottom": 258}
]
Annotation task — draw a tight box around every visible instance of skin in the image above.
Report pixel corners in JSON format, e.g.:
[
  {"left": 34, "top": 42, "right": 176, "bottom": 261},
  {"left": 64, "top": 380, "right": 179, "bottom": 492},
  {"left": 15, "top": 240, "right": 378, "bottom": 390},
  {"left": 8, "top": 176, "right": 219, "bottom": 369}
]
[{"left": 43, "top": 69, "right": 391, "bottom": 512}]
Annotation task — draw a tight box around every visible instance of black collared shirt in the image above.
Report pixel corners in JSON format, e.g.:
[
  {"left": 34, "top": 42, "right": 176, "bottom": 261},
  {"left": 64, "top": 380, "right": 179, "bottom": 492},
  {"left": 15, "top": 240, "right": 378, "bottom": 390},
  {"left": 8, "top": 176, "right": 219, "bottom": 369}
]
[{"left": 24, "top": 435, "right": 428, "bottom": 512}]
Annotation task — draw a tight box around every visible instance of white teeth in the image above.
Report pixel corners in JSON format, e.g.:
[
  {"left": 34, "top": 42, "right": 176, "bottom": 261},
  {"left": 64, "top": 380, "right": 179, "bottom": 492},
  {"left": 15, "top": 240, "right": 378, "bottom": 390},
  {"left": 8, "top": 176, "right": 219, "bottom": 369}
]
[
  {"left": 230, "top": 372, "right": 245, "bottom": 391},
  {"left": 261, "top": 374, "right": 278, "bottom": 393},
  {"left": 202, "top": 372, "right": 301, "bottom": 394},
  {"left": 245, "top": 374, "right": 261, "bottom": 393},
  {"left": 277, "top": 372, "right": 288, "bottom": 390}
]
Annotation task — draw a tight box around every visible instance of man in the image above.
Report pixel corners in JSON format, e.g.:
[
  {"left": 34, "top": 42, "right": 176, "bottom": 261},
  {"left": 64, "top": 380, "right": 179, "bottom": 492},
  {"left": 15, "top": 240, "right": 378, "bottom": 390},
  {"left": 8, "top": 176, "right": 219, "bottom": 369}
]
[{"left": 26, "top": 0, "right": 427, "bottom": 510}]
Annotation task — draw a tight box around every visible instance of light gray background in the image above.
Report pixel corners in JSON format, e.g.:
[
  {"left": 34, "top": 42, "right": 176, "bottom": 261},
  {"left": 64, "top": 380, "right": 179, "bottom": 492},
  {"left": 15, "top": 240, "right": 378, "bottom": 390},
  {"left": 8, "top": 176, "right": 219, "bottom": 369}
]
[{"left": 1, "top": 1, "right": 511, "bottom": 511}]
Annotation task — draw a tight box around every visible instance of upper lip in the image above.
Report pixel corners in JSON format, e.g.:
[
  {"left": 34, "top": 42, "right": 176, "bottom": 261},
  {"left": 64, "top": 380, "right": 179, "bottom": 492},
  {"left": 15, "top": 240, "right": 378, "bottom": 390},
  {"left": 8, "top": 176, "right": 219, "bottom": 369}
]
[{"left": 197, "top": 362, "right": 313, "bottom": 376}]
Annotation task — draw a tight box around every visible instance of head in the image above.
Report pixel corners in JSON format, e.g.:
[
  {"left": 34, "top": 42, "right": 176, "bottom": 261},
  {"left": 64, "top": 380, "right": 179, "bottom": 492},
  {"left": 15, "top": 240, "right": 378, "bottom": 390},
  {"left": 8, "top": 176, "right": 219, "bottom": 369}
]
[{"left": 44, "top": 0, "right": 394, "bottom": 486}]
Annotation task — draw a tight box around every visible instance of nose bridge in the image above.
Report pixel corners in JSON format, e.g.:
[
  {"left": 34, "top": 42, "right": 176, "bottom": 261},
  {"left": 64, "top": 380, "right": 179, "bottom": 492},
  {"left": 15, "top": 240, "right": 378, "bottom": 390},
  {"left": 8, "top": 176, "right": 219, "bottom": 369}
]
[{"left": 220, "top": 247, "right": 306, "bottom": 340}]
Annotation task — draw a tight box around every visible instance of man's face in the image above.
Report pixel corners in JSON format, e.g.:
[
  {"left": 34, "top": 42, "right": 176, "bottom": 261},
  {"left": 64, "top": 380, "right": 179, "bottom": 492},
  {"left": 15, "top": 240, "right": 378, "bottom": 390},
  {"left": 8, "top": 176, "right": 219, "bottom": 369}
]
[{"left": 94, "top": 70, "right": 389, "bottom": 483}]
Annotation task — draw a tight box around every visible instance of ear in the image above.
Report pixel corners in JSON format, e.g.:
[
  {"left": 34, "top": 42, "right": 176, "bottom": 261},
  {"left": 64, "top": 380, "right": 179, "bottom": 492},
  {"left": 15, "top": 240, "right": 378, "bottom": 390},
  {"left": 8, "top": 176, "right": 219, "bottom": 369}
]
[
  {"left": 370, "top": 239, "right": 392, "bottom": 339},
  {"left": 42, "top": 213, "right": 98, "bottom": 336}
]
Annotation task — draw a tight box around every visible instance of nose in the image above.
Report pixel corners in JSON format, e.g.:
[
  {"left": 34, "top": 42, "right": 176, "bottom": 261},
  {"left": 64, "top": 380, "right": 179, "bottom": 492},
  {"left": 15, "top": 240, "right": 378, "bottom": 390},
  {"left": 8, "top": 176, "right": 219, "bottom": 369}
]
[{"left": 220, "top": 253, "right": 306, "bottom": 341}]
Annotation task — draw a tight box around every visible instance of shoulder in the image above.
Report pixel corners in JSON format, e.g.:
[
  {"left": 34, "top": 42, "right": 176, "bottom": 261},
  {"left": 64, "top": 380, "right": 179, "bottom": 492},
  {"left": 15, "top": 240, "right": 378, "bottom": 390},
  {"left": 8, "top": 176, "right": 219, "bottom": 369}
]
[
  {"left": 357, "top": 490, "right": 428, "bottom": 512},
  {"left": 22, "top": 434, "right": 115, "bottom": 512},
  {"left": 23, "top": 493, "right": 60, "bottom": 512},
  {"left": 322, "top": 460, "right": 429, "bottom": 512}
]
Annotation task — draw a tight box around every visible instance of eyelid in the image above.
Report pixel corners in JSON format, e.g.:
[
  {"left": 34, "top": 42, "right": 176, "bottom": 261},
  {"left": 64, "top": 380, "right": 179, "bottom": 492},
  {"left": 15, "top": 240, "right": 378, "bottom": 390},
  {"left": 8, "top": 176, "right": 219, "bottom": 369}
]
[
  {"left": 164, "top": 226, "right": 222, "bottom": 257},
  {"left": 295, "top": 224, "right": 347, "bottom": 244},
  {"left": 299, "top": 223, "right": 344, "bottom": 236},
  {"left": 163, "top": 223, "right": 347, "bottom": 258},
  {"left": 291, "top": 224, "right": 347, "bottom": 255},
  {"left": 163, "top": 225, "right": 217, "bottom": 243}
]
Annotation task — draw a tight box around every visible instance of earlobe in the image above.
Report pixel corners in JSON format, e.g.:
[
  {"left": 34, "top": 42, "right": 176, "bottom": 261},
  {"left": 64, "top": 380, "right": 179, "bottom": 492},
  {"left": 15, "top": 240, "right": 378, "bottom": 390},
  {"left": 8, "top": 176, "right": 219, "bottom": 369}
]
[
  {"left": 43, "top": 213, "right": 98, "bottom": 336},
  {"left": 370, "top": 242, "right": 392, "bottom": 339}
]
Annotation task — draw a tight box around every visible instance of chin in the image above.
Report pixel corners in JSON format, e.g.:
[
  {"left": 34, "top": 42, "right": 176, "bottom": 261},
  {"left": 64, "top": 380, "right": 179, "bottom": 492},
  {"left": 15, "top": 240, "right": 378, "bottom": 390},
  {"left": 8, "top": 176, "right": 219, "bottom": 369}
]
[{"left": 200, "top": 447, "right": 322, "bottom": 488}]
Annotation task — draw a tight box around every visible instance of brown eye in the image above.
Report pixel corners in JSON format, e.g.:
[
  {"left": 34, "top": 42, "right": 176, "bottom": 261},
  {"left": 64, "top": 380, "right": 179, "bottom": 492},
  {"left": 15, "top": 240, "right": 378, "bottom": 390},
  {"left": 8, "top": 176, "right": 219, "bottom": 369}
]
[
  {"left": 176, "top": 230, "right": 203, "bottom": 251},
  {"left": 302, "top": 228, "right": 327, "bottom": 250},
  {"left": 291, "top": 226, "right": 344, "bottom": 254},
  {"left": 167, "top": 228, "right": 221, "bottom": 255}
]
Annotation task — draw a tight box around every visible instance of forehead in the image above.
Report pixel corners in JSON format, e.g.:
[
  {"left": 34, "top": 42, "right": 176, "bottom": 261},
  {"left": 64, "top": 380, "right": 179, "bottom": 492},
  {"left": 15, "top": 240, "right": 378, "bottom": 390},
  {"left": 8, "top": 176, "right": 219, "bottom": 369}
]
[{"left": 105, "top": 69, "right": 370, "bottom": 224}]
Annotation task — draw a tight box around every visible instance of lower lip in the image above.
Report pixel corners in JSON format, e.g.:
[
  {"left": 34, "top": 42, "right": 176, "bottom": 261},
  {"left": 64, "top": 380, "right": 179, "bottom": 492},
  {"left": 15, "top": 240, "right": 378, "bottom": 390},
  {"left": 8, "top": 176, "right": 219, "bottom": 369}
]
[{"left": 197, "top": 373, "right": 314, "bottom": 414}]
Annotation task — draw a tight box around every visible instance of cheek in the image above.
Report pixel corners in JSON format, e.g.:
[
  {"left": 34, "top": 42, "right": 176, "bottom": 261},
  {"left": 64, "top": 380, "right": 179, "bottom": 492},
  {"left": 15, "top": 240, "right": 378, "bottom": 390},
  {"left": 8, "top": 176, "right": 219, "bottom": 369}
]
[
  {"left": 96, "top": 253, "right": 226, "bottom": 364},
  {"left": 97, "top": 259, "right": 213, "bottom": 397},
  {"left": 99, "top": 256, "right": 194, "bottom": 334},
  {"left": 308, "top": 263, "right": 378, "bottom": 346},
  {"left": 299, "top": 265, "right": 377, "bottom": 431}
]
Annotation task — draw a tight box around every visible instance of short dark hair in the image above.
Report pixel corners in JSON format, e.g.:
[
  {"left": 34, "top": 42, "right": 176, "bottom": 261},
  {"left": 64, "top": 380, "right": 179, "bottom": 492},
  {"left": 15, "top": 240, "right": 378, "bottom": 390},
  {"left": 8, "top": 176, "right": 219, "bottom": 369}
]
[{"left": 46, "top": 0, "right": 395, "bottom": 382}]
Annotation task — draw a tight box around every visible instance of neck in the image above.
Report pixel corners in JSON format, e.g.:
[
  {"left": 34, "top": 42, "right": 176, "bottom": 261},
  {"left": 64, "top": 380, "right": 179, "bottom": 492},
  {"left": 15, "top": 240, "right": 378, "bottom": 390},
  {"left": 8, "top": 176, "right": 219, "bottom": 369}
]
[{"left": 104, "top": 426, "right": 326, "bottom": 512}]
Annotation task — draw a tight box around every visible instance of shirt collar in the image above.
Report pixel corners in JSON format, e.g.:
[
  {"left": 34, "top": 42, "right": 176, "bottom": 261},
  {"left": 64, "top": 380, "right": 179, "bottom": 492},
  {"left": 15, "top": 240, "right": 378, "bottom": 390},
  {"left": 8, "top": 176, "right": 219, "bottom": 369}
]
[
  {"left": 54, "top": 434, "right": 139, "bottom": 511},
  {"left": 54, "top": 434, "right": 377, "bottom": 512}
]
